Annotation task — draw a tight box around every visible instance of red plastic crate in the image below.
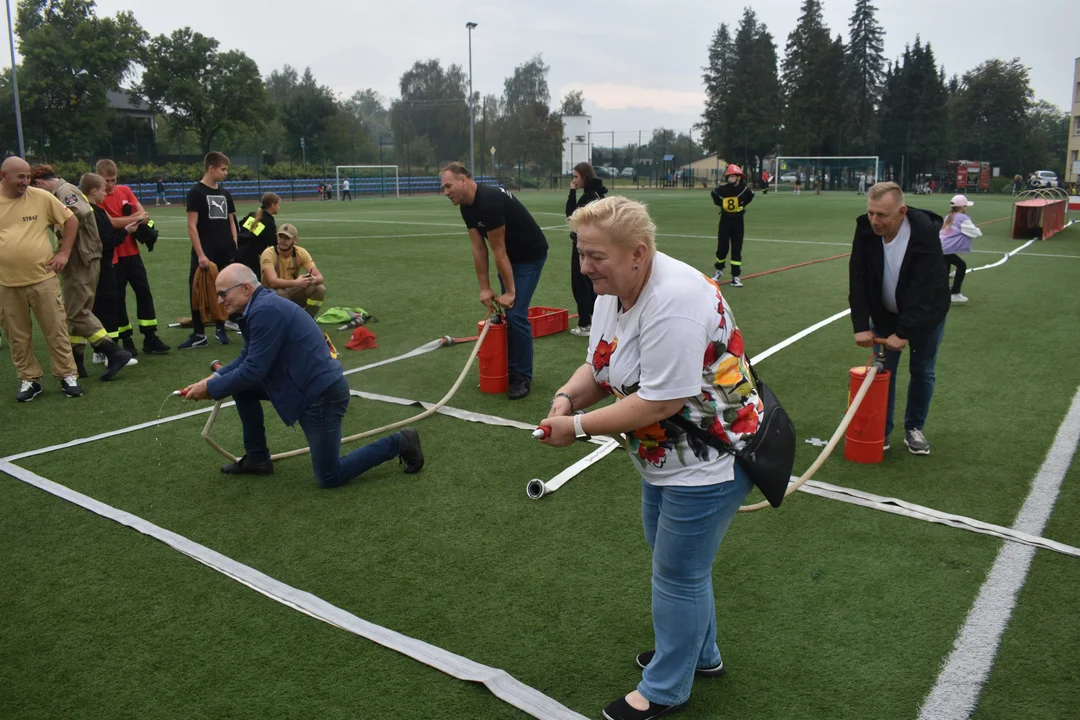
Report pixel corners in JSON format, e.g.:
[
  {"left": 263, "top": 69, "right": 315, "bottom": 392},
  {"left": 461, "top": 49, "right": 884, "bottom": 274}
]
[{"left": 527, "top": 306, "right": 568, "bottom": 338}]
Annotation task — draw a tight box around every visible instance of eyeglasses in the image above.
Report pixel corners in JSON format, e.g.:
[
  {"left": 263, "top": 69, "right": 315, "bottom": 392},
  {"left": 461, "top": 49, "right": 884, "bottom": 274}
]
[{"left": 216, "top": 283, "right": 245, "bottom": 298}]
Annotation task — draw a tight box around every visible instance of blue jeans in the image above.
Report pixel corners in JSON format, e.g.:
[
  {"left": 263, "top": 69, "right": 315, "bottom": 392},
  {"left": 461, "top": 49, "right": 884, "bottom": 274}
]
[
  {"left": 232, "top": 376, "right": 401, "bottom": 488},
  {"left": 876, "top": 318, "right": 947, "bottom": 440},
  {"left": 638, "top": 466, "right": 753, "bottom": 706},
  {"left": 499, "top": 255, "right": 546, "bottom": 379}
]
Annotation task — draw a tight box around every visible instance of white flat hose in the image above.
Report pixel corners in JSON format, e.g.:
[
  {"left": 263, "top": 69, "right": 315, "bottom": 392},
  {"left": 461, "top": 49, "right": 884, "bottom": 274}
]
[
  {"left": 202, "top": 318, "right": 496, "bottom": 463},
  {"left": 739, "top": 363, "right": 880, "bottom": 513},
  {"left": 527, "top": 439, "right": 622, "bottom": 499}
]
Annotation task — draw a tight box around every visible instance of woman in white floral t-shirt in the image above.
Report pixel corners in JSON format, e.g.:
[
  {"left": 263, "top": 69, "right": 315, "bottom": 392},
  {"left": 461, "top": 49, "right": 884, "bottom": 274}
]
[{"left": 538, "top": 197, "right": 761, "bottom": 720}]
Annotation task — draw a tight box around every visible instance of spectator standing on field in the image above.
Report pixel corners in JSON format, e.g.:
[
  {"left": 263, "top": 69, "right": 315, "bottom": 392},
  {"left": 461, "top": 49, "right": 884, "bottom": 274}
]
[
  {"left": 155, "top": 177, "right": 168, "bottom": 206},
  {"left": 0, "top": 156, "right": 83, "bottom": 401},
  {"left": 849, "top": 182, "right": 950, "bottom": 456},
  {"left": 29, "top": 165, "right": 132, "bottom": 380},
  {"left": 565, "top": 161, "right": 606, "bottom": 337},
  {"left": 180, "top": 152, "right": 238, "bottom": 349},
  {"left": 95, "top": 159, "right": 170, "bottom": 356},
  {"left": 341, "top": 178, "right": 352, "bottom": 200},
  {"left": 440, "top": 162, "right": 548, "bottom": 400},
  {"left": 939, "top": 194, "right": 982, "bottom": 304}
]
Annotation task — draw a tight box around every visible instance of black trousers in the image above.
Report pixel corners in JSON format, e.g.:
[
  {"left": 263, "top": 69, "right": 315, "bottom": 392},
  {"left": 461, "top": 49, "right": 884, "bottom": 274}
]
[
  {"left": 945, "top": 253, "right": 966, "bottom": 294},
  {"left": 570, "top": 237, "right": 597, "bottom": 327},
  {"left": 342, "top": 190, "right": 352, "bottom": 200},
  {"left": 234, "top": 242, "right": 263, "bottom": 280},
  {"left": 115, "top": 253, "right": 157, "bottom": 338},
  {"left": 189, "top": 241, "right": 236, "bottom": 334},
  {"left": 715, "top": 214, "right": 745, "bottom": 276},
  {"left": 94, "top": 261, "right": 120, "bottom": 336}
]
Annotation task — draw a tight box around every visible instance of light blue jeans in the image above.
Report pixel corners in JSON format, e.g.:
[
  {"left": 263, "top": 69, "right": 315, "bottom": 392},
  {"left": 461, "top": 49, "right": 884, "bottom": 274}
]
[{"left": 638, "top": 465, "right": 753, "bottom": 706}]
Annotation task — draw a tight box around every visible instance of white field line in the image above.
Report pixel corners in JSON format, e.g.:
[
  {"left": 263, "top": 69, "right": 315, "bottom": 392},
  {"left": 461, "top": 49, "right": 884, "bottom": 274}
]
[
  {"left": 0, "top": 460, "right": 588, "bottom": 720},
  {"left": 916, "top": 385, "right": 1080, "bottom": 720}
]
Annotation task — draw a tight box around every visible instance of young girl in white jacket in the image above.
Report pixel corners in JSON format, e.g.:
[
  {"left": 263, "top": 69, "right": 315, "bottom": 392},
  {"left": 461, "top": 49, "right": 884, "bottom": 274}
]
[{"left": 939, "top": 194, "right": 982, "bottom": 303}]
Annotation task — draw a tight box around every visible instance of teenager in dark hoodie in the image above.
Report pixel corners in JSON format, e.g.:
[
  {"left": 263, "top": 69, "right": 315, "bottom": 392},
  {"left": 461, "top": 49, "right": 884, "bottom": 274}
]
[{"left": 565, "top": 162, "right": 607, "bottom": 336}]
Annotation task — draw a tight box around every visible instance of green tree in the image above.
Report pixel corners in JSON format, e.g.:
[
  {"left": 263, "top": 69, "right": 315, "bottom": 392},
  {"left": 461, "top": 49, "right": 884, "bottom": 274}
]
[
  {"left": 137, "top": 27, "right": 268, "bottom": 154},
  {"left": 558, "top": 90, "right": 585, "bottom": 116},
  {"left": 14, "top": 0, "right": 146, "bottom": 156},
  {"left": 699, "top": 23, "right": 733, "bottom": 159},
  {"left": 728, "top": 9, "right": 781, "bottom": 172},
  {"left": 497, "top": 55, "right": 562, "bottom": 174},
  {"left": 950, "top": 58, "right": 1033, "bottom": 174},
  {"left": 389, "top": 59, "right": 469, "bottom": 167},
  {"left": 844, "top": 0, "right": 885, "bottom": 153},
  {"left": 281, "top": 68, "right": 339, "bottom": 160},
  {"left": 780, "top": 0, "right": 834, "bottom": 155},
  {"left": 878, "top": 39, "right": 948, "bottom": 186},
  {"left": 1021, "top": 100, "right": 1069, "bottom": 176}
]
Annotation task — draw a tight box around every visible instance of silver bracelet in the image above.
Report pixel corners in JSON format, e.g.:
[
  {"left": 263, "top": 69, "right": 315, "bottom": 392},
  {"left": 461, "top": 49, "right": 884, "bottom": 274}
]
[{"left": 551, "top": 392, "right": 573, "bottom": 412}]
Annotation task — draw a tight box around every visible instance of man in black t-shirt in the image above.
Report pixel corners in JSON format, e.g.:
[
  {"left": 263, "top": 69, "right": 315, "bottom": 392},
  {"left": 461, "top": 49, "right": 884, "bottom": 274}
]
[
  {"left": 180, "top": 151, "right": 237, "bottom": 349},
  {"left": 441, "top": 162, "right": 548, "bottom": 400}
]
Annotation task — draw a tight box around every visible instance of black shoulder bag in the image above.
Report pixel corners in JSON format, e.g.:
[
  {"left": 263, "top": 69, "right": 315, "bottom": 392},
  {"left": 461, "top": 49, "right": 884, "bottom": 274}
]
[{"left": 668, "top": 358, "right": 796, "bottom": 508}]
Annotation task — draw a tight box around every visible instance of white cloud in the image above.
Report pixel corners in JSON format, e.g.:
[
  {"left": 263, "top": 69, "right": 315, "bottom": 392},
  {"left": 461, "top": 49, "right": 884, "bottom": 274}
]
[{"left": 565, "top": 84, "right": 706, "bottom": 113}]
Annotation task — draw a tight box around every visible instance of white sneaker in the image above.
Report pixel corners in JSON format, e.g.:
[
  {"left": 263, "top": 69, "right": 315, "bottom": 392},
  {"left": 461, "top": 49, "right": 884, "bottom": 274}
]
[
  {"left": 731, "top": 276, "right": 744, "bottom": 288},
  {"left": 92, "top": 352, "right": 106, "bottom": 364},
  {"left": 224, "top": 320, "right": 240, "bottom": 331},
  {"left": 951, "top": 293, "right": 968, "bottom": 303},
  {"left": 569, "top": 325, "right": 590, "bottom": 337},
  {"left": 711, "top": 269, "right": 724, "bottom": 282}
]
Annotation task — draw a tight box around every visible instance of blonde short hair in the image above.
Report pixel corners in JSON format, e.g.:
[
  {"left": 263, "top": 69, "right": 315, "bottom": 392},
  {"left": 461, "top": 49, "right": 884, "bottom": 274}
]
[
  {"left": 94, "top": 159, "right": 117, "bottom": 176},
  {"left": 867, "top": 181, "right": 904, "bottom": 205},
  {"left": 568, "top": 196, "right": 656, "bottom": 256},
  {"left": 79, "top": 173, "right": 105, "bottom": 195}
]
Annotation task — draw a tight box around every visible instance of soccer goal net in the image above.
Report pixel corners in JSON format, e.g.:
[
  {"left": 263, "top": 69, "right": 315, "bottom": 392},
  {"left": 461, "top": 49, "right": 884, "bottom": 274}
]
[
  {"left": 773, "top": 156, "right": 880, "bottom": 193},
  {"left": 334, "top": 165, "right": 400, "bottom": 199}
]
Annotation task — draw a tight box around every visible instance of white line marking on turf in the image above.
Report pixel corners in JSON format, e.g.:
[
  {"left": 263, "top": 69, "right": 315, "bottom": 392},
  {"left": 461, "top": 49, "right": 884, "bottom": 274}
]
[
  {"left": 0, "top": 460, "right": 588, "bottom": 720},
  {"left": 751, "top": 308, "right": 852, "bottom": 365},
  {"left": 916, "top": 384, "right": 1080, "bottom": 720}
]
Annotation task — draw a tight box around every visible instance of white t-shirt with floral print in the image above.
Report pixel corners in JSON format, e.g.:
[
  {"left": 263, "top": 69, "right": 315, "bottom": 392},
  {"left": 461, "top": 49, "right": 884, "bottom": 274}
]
[{"left": 586, "top": 252, "right": 762, "bottom": 487}]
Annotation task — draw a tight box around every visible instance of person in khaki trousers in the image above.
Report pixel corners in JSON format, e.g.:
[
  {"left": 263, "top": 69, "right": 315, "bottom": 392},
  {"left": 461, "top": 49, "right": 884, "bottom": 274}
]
[
  {"left": 29, "top": 165, "right": 132, "bottom": 380},
  {"left": 259, "top": 223, "right": 326, "bottom": 319},
  {"left": 0, "top": 156, "right": 83, "bottom": 401}
]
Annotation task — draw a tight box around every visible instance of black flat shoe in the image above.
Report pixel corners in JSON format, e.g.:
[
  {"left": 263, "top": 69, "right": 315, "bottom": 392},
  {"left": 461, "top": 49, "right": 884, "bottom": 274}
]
[
  {"left": 221, "top": 455, "right": 274, "bottom": 475},
  {"left": 602, "top": 697, "right": 686, "bottom": 720}
]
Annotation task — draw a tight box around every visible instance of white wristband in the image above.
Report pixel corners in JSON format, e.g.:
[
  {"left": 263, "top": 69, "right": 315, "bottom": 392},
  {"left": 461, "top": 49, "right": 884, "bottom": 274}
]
[{"left": 573, "top": 413, "right": 590, "bottom": 440}]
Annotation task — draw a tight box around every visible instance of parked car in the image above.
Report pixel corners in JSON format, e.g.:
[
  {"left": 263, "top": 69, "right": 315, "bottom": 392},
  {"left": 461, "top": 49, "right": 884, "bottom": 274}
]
[
  {"left": 1030, "top": 170, "right": 1059, "bottom": 188},
  {"left": 779, "top": 173, "right": 798, "bottom": 183},
  {"left": 620, "top": 167, "right": 634, "bottom": 177}
]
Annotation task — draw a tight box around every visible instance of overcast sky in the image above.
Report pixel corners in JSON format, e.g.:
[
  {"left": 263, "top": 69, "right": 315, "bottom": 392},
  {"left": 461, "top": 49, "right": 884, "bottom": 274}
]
[{"left": 10, "top": 0, "right": 1078, "bottom": 145}]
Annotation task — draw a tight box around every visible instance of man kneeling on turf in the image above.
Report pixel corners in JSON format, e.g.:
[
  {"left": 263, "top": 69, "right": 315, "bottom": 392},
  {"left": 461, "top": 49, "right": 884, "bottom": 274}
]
[
  {"left": 260, "top": 223, "right": 326, "bottom": 319},
  {"left": 180, "top": 264, "right": 423, "bottom": 487}
]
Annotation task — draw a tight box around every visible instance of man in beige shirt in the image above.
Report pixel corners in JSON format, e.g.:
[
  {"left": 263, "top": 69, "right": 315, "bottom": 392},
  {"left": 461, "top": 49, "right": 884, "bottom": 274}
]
[
  {"left": 29, "top": 165, "right": 132, "bottom": 380},
  {"left": 0, "top": 156, "right": 83, "bottom": 401},
  {"left": 259, "top": 223, "right": 326, "bottom": 319}
]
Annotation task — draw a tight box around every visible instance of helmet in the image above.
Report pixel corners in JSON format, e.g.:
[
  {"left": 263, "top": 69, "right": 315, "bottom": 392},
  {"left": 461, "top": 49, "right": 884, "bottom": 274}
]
[{"left": 724, "top": 164, "right": 745, "bottom": 180}]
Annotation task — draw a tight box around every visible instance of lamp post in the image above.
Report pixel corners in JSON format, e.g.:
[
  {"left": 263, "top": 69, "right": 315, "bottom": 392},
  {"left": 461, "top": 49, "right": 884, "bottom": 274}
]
[
  {"left": 466, "top": 22, "right": 477, "bottom": 176},
  {"left": 5, "top": 0, "right": 24, "bottom": 157}
]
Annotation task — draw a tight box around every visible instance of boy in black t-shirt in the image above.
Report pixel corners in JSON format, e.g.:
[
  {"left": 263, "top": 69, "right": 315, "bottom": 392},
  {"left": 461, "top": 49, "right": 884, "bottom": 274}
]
[
  {"left": 440, "top": 162, "right": 548, "bottom": 400},
  {"left": 180, "top": 151, "right": 237, "bottom": 349}
]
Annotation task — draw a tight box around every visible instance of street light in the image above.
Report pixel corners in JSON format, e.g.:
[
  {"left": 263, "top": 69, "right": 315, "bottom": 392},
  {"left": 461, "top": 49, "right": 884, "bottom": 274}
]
[
  {"left": 5, "top": 0, "right": 25, "bottom": 157},
  {"left": 466, "top": 22, "right": 478, "bottom": 177}
]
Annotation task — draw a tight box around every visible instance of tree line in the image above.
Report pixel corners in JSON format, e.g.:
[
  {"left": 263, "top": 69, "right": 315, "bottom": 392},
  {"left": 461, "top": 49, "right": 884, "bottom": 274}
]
[{"left": 699, "top": 0, "right": 1069, "bottom": 186}]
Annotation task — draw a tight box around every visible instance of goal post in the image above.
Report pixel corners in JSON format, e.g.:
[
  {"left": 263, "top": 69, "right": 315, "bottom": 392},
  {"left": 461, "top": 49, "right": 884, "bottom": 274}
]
[
  {"left": 773, "top": 156, "right": 880, "bottom": 193},
  {"left": 334, "top": 165, "right": 400, "bottom": 199}
]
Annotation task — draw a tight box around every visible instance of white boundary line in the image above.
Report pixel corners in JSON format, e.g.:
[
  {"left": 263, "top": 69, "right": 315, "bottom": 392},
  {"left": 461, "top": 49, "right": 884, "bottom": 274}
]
[
  {"left": 0, "top": 459, "right": 588, "bottom": 720},
  {"left": 916, "top": 384, "right": 1080, "bottom": 719}
]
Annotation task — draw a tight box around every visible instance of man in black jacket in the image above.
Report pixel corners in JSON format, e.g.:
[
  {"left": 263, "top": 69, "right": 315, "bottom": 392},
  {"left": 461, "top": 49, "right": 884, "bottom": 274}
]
[{"left": 849, "top": 182, "right": 950, "bottom": 455}]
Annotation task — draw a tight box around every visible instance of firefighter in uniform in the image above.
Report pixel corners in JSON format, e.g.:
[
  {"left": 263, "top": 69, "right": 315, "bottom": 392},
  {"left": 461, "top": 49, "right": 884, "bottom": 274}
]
[
  {"left": 710, "top": 164, "right": 755, "bottom": 287},
  {"left": 94, "top": 158, "right": 170, "bottom": 356},
  {"left": 235, "top": 192, "right": 280, "bottom": 278},
  {"left": 29, "top": 165, "right": 132, "bottom": 380}
]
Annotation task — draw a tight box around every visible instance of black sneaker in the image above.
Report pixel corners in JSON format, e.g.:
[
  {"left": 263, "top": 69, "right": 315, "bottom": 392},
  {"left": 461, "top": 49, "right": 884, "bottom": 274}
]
[
  {"left": 508, "top": 374, "right": 532, "bottom": 400},
  {"left": 142, "top": 334, "right": 171, "bottom": 354},
  {"left": 16, "top": 380, "right": 42, "bottom": 402},
  {"left": 397, "top": 428, "right": 424, "bottom": 474},
  {"left": 60, "top": 374, "right": 83, "bottom": 398},
  {"left": 602, "top": 696, "right": 686, "bottom": 720},
  {"left": 179, "top": 333, "right": 208, "bottom": 350},
  {"left": 221, "top": 455, "right": 274, "bottom": 475},
  {"left": 635, "top": 650, "right": 725, "bottom": 678},
  {"left": 122, "top": 336, "right": 139, "bottom": 357},
  {"left": 215, "top": 326, "right": 230, "bottom": 345}
]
